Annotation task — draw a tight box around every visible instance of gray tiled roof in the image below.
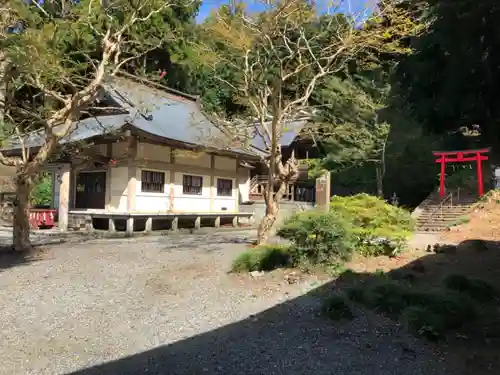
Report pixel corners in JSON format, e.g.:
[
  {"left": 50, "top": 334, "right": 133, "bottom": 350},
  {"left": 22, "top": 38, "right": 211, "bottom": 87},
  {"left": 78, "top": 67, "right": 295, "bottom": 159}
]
[{"left": 2, "top": 76, "right": 304, "bottom": 157}]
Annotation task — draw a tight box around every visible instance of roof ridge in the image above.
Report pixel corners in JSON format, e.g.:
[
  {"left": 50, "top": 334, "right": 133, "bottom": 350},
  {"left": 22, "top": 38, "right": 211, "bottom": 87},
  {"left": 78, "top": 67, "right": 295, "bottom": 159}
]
[{"left": 115, "top": 71, "right": 200, "bottom": 102}]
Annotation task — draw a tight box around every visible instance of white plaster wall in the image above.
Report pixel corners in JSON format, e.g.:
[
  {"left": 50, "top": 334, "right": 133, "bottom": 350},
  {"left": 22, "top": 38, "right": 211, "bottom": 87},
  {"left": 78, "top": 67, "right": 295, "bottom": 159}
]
[
  {"left": 108, "top": 166, "right": 128, "bottom": 211},
  {"left": 172, "top": 172, "right": 211, "bottom": 212},
  {"left": 212, "top": 176, "right": 237, "bottom": 212},
  {"left": 214, "top": 155, "right": 236, "bottom": 171},
  {"left": 238, "top": 168, "right": 250, "bottom": 203},
  {"left": 135, "top": 168, "right": 171, "bottom": 212}
]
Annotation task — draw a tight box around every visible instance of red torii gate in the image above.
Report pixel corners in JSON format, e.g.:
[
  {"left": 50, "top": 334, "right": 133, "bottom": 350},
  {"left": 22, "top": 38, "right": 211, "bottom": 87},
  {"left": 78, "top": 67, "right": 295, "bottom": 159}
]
[{"left": 433, "top": 148, "right": 490, "bottom": 197}]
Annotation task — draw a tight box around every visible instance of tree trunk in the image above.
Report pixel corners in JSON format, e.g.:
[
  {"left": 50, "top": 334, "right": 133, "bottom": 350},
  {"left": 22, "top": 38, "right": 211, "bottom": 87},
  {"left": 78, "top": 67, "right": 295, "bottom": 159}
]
[
  {"left": 12, "top": 175, "right": 33, "bottom": 252},
  {"left": 256, "top": 180, "right": 289, "bottom": 244},
  {"left": 0, "top": 51, "right": 7, "bottom": 127},
  {"left": 375, "top": 164, "right": 384, "bottom": 198},
  {"left": 257, "top": 199, "right": 278, "bottom": 244}
]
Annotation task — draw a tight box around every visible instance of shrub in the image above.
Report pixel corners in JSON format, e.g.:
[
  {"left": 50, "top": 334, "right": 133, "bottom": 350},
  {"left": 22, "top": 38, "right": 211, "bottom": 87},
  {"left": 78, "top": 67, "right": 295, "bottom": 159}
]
[
  {"left": 330, "top": 194, "right": 414, "bottom": 257},
  {"left": 346, "top": 285, "right": 366, "bottom": 303},
  {"left": 404, "top": 306, "right": 446, "bottom": 341},
  {"left": 443, "top": 274, "right": 497, "bottom": 302},
  {"left": 277, "top": 210, "right": 354, "bottom": 267},
  {"left": 350, "top": 276, "right": 477, "bottom": 340},
  {"left": 230, "top": 244, "right": 290, "bottom": 272},
  {"left": 322, "top": 295, "right": 354, "bottom": 321}
]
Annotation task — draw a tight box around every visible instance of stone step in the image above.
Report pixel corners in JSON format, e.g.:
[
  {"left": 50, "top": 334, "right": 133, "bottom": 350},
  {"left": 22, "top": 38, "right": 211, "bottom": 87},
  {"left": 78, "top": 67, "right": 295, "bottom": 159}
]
[
  {"left": 420, "top": 204, "right": 475, "bottom": 210},
  {"left": 420, "top": 210, "right": 471, "bottom": 216},
  {"left": 417, "top": 212, "right": 469, "bottom": 219},
  {"left": 417, "top": 210, "right": 471, "bottom": 216},
  {"left": 416, "top": 215, "right": 469, "bottom": 222}
]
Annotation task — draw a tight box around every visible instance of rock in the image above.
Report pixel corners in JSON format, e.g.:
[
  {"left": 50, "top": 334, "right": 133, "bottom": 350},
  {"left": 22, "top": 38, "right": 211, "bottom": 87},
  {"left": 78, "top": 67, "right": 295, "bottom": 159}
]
[
  {"left": 284, "top": 271, "right": 300, "bottom": 284},
  {"left": 250, "top": 270, "right": 265, "bottom": 278}
]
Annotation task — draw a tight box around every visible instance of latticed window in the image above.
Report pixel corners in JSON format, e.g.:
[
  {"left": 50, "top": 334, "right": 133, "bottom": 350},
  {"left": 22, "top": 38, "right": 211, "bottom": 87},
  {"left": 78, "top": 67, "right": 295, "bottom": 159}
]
[
  {"left": 217, "top": 178, "right": 233, "bottom": 197},
  {"left": 141, "top": 170, "right": 165, "bottom": 193},
  {"left": 183, "top": 175, "right": 203, "bottom": 195}
]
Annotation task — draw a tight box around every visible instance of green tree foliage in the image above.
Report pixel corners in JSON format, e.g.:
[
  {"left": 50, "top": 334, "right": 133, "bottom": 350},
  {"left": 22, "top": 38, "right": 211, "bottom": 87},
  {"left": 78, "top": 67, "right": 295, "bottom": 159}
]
[
  {"left": 1, "top": 0, "right": 195, "bottom": 251},
  {"left": 195, "top": 0, "right": 423, "bottom": 244},
  {"left": 31, "top": 173, "right": 52, "bottom": 207},
  {"left": 397, "top": 0, "right": 500, "bottom": 143}
]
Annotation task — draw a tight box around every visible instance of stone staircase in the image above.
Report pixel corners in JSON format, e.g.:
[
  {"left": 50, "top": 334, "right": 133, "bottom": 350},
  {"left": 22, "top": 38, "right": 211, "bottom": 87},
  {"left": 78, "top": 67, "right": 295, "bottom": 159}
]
[{"left": 414, "top": 189, "right": 478, "bottom": 232}]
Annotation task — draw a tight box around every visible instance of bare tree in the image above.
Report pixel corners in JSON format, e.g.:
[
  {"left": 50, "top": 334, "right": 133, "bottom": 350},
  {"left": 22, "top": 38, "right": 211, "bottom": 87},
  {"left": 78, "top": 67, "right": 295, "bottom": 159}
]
[
  {"left": 0, "top": 0, "right": 192, "bottom": 251},
  {"left": 197, "top": 0, "right": 424, "bottom": 244}
]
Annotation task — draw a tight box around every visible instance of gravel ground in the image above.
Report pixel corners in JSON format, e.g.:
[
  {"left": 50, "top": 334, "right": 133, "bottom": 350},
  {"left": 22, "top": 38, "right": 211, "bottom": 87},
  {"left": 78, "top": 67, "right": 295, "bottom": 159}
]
[{"left": 0, "top": 232, "right": 450, "bottom": 375}]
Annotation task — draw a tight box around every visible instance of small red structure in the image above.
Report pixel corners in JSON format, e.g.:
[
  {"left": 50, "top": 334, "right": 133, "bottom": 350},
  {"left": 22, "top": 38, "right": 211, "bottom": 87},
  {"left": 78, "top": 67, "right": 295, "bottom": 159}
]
[
  {"left": 29, "top": 209, "right": 57, "bottom": 229},
  {"left": 433, "top": 148, "right": 489, "bottom": 197}
]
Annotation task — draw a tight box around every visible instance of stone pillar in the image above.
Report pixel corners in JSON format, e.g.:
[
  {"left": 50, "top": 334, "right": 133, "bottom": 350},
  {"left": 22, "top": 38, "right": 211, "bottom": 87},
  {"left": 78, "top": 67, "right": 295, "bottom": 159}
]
[
  {"left": 145, "top": 217, "right": 153, "bottom": 232},
  {"left": 315, "top": 171, "right": 331, "bottom": 212},
  {"left": 58, "top": 164, "right": 71, "bottom": 231},
  {"left": 171, "top": 216, "right": 178, "bottom": 231},
  {"left": 108, "top": 218, "right": 116, "bottom": 233},
  {"left": 126, "top": 217, "right": 134, "bottom": 236}
]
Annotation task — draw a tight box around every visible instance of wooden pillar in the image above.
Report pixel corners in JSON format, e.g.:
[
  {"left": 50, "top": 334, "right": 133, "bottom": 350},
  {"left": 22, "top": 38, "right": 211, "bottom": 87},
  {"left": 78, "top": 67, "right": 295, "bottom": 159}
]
[
  {"left": 169, "top": 149, "right": 175, "bottom": 211},
  {"left": 126, "top": 132, "right": 137, "bottom": 213},
  {"left": 58, "top": 164, "right": 71, "bottom": 231},
  {"left": 439, "top": 155, "right": 446, "bottom": 197},
  {"left": 105, "top": 143, "right": 113, "bottom": 210},
  {"left": 477, "top": 152, "right": 484, "bottom": 196},
  {"left": 210, "top": 154, "right": 215, "bottom": 212}
]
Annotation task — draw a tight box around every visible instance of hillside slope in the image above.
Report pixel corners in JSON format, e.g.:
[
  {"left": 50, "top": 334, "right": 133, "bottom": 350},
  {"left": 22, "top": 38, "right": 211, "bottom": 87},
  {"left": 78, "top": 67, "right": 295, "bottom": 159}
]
[{"left": 441, "top": 190, "right": 500, "bottom": 243}]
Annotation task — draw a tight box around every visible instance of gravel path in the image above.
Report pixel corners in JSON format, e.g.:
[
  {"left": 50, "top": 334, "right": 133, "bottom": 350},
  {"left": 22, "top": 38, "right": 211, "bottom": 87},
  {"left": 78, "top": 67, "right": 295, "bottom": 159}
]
[{"left": 0, "top": 233, "right": 450, "bottom": 375}]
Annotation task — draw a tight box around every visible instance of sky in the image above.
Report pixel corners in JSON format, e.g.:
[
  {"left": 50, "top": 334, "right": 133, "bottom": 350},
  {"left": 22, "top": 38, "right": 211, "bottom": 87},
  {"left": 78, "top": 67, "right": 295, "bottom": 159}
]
[{"left": 195, "top": 0, "right": 375, "bottom": 23}]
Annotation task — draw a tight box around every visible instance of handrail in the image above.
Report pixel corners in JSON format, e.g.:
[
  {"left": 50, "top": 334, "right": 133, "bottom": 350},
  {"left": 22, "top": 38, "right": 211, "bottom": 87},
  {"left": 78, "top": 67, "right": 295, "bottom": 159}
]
[{"left": 421, "top": 192, "right": 453, "bottom": 228}]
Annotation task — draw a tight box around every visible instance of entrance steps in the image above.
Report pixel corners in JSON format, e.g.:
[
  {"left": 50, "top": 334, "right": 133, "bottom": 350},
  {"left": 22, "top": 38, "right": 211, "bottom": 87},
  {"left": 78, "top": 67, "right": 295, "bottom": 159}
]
[{"left": 414, "top": 190, "right": 478, "bottom": 232}]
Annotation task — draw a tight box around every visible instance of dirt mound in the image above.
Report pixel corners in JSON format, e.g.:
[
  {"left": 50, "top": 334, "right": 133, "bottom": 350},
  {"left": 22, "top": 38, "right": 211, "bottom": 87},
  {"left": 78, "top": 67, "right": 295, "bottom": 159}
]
[{"left": 441, "top": 190, "right": 500, "bottom": 243}]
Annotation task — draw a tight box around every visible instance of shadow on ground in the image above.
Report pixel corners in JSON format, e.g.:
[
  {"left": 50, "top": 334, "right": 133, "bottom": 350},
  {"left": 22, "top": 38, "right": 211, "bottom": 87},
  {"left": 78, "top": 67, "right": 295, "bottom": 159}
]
[
  {"left": 64, "top": 237, "right": 500, "bottom": 375},
  {"left": 0, "top": 246, "right": 42, "bottom": 271}
]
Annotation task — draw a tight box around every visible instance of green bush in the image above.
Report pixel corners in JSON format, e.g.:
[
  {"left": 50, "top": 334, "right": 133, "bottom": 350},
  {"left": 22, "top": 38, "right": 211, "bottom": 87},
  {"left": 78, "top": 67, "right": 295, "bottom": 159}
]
[
  {"left": 345, "top": 285, "right": 366, "bottom": 303},
  {"left": 322, "top": 295, "right": 354, "bottom": 321},
  {"left": 277, "top": 211, "right": 354, "bottom": 267},
  {"left": 404, "top": 306, "right": 447, "bottom": 341},
  {"left": 349, "top": 277, "right": 477, "bottom": 340},
  {"left": 230, "top": 244, "right": 291, "bottom": 272},
  {"left": 443, "top": 274, "right": 497, "bottom": 302},
  {"left": 330, "top": 194, "right": 414, "bottom": 257}
]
